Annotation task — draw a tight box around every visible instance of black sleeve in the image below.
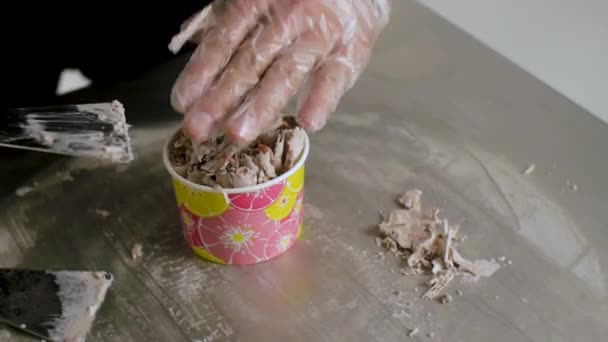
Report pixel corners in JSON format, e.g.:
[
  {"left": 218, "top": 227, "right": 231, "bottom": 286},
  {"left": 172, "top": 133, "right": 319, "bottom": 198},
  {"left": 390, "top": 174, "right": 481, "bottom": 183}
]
[{"left": 0, "top": 2, "right": 210, "bottom": 108}]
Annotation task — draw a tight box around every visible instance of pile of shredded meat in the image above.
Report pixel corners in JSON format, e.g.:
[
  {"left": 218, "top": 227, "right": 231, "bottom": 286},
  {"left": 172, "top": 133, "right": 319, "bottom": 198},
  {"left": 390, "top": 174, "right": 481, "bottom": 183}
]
[
  {"left": 377, "top": 189, "right": 500, "bottom": 300},
  {"left": 169, "top": 116, "right": 306, "bottom": 188}
]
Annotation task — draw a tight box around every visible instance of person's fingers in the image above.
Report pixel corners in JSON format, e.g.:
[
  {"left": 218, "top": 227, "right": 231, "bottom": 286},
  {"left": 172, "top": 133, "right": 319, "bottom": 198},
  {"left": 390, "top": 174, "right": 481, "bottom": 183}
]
[
  {"left": 168, "top": 4, "right": 215, "bottom": 54},
  {"left": 183, "top": 2, "right": 312, "bottom": 142},
  {"left": 296, "top": 52, "right": 357, "bottom": 132},
  {"left": 181, "top": 29, "right": 263, "bottom": 142},
  {"left": 226, "top": 32, "right": 324, "bottom": 143},
  {"left": 171, "top": 0, "right": 270, "bottom": 114},
  {"left": 182, "top": 110, "right": 217, "bottom": 143},
  {"left": 181, "top": 88, "right": 228, "bottom": 143}
]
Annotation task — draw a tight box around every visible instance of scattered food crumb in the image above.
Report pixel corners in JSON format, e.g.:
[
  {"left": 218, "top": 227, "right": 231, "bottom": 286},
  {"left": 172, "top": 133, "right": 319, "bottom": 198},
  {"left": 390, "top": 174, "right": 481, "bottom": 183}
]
[
  {"left": 459, "top": 258, "right": 502, "bottom": 284},
  {"left": 393, "top": 289, "right": 401, "bottom": 296},
  {"left": 88, "top": 305, "right": 96, "bottom": 316},
  {"left": 414, "top": 287, "right": 419, "bottom": 293},
  {"left": 15, "top": 186, "right": 34, "bottom": 197},
  {"left": 376, "top": 189, "right": 500, "bottom": 302},
  {"left": 522, "top": 163, "right": 535, "bottom": 175},
  {"left": 439, "top": 294, "right": 453, "bottom": 304},
  {"left": 566, "top": 179, "right": 578, "bottom": 192},
  {"left": 470, "top": 259, "right": 501, "bottom": 277},
  {"left": 507, "top": 260, "right": 513, "bottom": 265},
  {"left": 427, "top": 312, "right": 432, "bottom": 317},
  {"left": 401, "top": 268, "right": 423, "bottom": 276},
  {"left": 490, "top": 258, "right": 497, "bottom": 263},
  {"left": 131, "top": 243, "right": 143, "bottom": 261},
  {"left": 495, "top": 296, "right": 500, "bottom": 301},
  {"left": 423, "top": 270, "right": 455, "bottom": 300},
  {"left": 456, "top": 290, "right": 464, "bottom": 296},
  {"left": 431, "top": 258, "right": 444, "bottom": 274},
  {"left": 389, "top": 269, "right": 395, "bottom": 274},
  {"left": 408, "top": 327, "right": 419, "bottom": 337},
  {"left": 427, "top": 332, "right": 435, "bottom": 338},
  {"left": 521, "top": 297, "right": 529, "bottom": 303},
  {"left": 95, "top": 209, "right": 111, "bottom": 217},
  {"left": 498, "top": 256, "right": 506, "bottom": 262},
  {"left": 19, "top": 324, "right": 26, "bottom": 329},
  {"left": 377, "top": 251, "right": 386, "bottom": 261}
]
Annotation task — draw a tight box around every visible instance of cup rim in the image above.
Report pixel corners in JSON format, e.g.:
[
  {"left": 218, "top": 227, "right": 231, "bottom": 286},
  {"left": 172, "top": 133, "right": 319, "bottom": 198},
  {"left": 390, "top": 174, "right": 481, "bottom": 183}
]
[{"left": 162, "top": 127, "right": 310, "bottom": 194}]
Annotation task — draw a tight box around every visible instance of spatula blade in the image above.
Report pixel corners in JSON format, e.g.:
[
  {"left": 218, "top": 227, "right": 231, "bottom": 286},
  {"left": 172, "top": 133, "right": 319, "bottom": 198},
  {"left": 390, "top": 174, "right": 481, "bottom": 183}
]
[
  {"left": 0, "top": 100, "right": 133, "bottom": 162},
  {"left": 0, "top": 269, "right": 113, "bottom": 342}
]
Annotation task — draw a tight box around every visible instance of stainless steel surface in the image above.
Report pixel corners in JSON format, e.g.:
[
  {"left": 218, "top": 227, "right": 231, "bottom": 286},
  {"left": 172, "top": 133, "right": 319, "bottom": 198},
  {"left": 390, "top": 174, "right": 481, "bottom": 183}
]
[{"left": 2, "top": 1, "right": 608, "bottom": 341}]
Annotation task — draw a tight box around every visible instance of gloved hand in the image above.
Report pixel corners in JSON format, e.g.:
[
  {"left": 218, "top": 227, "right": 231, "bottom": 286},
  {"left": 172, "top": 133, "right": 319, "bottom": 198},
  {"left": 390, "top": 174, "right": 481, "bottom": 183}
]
[{"left": 170, "top": 0, "right": 391, "bottom": 144}]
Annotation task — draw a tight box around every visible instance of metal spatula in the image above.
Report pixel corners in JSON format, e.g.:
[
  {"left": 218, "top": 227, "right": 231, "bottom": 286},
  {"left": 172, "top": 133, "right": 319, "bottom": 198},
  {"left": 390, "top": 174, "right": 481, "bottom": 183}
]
[
  {"left": 0, "top": 269, "right": 113, "bottom": 342},
  {"left": 0, "top": 100, "right": 133, "bottom": 162}
]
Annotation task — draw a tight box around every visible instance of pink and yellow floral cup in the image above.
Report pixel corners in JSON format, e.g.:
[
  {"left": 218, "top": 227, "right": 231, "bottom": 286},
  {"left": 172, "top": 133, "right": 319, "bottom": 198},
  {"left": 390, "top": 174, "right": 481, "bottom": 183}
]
[{"left": 162, "top": 130, "right": 309, "bottom": 265}]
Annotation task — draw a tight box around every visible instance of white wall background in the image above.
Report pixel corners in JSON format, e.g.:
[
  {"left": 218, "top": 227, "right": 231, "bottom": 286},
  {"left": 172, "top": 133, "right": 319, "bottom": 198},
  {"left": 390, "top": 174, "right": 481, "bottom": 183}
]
[{"left": 418, "top": 0, "right": 608, "bottom": 123}]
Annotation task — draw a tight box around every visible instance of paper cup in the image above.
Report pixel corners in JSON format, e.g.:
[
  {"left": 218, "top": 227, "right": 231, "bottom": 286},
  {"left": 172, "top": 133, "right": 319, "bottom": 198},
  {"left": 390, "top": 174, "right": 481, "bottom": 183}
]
[{"left": 162, "top": 129, "right": 309, "bottom": 265}]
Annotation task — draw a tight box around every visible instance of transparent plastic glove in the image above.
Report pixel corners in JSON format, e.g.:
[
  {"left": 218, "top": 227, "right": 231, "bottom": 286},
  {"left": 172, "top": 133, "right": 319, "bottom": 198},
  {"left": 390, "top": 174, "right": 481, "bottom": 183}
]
[{"left": 170, "top": 0, "right": 391, "bottom": 144}]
